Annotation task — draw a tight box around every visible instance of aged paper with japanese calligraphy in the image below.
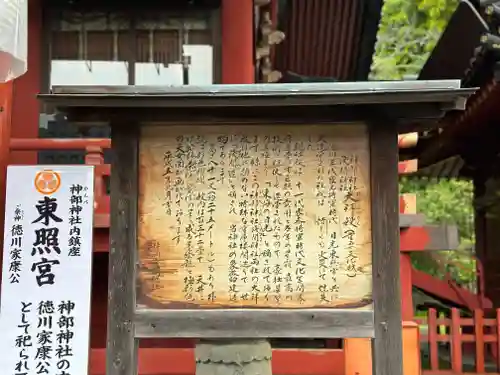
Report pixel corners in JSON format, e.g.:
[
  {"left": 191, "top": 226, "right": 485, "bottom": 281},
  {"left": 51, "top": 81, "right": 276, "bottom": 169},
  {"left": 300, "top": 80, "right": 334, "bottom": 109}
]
[{"left": 137, "top": 124, "right": 372, "bottom": 309}]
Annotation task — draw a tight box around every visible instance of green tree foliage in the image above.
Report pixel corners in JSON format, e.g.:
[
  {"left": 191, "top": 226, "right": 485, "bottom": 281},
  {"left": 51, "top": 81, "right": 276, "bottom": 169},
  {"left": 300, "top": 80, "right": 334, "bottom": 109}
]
[
  {"left": 371, "top": 0, "right": 476, "bottom": 285},
  {"left": 371, "top": 0, "right": 460, "bottom": 80}
]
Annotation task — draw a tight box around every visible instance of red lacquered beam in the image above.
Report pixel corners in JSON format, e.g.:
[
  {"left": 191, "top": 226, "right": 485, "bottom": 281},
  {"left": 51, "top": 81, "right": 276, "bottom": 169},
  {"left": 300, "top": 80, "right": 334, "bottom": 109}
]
[
  {"left": 10, "top": 138, "right": 111, "bottom": 150},
  {"left": 400, "top": 226, "right": 459, "bottom": 252}
]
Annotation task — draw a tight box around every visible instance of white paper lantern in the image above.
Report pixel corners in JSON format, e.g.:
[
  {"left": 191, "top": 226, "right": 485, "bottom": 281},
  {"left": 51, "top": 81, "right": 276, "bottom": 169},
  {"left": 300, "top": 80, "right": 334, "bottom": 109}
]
[{"left": 0, "top": 0, "right": 28, "bottom": 82}]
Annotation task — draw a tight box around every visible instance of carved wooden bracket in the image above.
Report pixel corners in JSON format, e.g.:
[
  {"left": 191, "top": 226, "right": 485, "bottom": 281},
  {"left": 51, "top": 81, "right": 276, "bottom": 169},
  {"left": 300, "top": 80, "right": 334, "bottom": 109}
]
[{"left": 255, "top": 0, "right": 285, "bottom": 83}]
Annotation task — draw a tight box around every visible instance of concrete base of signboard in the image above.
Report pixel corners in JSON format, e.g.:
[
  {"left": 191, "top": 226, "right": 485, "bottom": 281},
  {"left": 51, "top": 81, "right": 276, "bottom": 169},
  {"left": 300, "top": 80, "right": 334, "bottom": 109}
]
[{"left": 195, "top": 340, "right": 272, "bottom": 375}]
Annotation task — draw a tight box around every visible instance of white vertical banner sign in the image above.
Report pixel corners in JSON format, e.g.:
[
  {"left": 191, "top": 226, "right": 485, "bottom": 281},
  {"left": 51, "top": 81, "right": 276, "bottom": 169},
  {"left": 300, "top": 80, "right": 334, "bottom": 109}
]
[{"left": 0, "top": 166, "right": 94, "bottom": 375}]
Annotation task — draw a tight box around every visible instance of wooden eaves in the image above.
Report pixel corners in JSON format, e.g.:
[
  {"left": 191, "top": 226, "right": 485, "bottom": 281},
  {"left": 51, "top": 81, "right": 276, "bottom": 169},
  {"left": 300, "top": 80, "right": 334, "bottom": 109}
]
[{"left": 40, "top": 80, "right": 474, "bottom": 131}]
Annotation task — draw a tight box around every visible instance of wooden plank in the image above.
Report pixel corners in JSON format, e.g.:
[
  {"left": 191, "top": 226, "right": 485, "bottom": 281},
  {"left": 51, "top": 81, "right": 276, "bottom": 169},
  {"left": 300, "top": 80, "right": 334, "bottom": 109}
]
[
  {"left": 106, "top": 123, "right": 139, "bottom": 375},
  {"left": 421, "top": 225, "right": 459, "bottom": 251},
  {"left": 137, "top": 124, "right": 373, "bottom": 310},
  {"left": 369, "top": 122, "right": 403, "bottom": 375},
  {"left": 400, "top": 225, "right": 459, "bottom": 251},
  {"left": 134, "top": 308, "right": 374, "bottom": 339},
  {"left": 399, "top": 213, "right": 426, "bottom": 227}
]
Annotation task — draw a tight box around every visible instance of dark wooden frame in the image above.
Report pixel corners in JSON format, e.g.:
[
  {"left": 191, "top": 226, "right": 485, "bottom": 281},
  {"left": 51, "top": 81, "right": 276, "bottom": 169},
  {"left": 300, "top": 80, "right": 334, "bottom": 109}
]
[
  {"left": 109, "top": 117, "right": 395, "bottom": 369},
  {"left": 38, "top": 80, "right": 473, "bottom": 375}
]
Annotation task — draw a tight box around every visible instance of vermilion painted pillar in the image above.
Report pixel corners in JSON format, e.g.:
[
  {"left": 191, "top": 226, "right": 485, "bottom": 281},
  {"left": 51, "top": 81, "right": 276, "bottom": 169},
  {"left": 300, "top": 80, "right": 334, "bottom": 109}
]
[
  {"left": 402, "top": 322, "right": 421, "bottom": 375},
  {"left": 400, "top": 253, "right": 414, "bottom": 320},
  {"left": 400, "top": 194, "right": 415, "bottom": 321},
  {"left": 344, "top": 338, "right": 372, "bottom": 375},
  {"left": 221, "top": 0, "right": 254, "bottom": 84},
  {"left": 10, "top": 0, "right": 41, "bottom": 165},
  {"left": 0, "top": 81, "right": 13, "bottom": 255}
]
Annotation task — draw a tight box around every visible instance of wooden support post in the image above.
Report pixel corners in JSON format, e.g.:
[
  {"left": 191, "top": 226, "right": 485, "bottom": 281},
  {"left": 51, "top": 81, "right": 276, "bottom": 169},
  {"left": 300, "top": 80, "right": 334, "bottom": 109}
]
[
  {"left": 106, "top": 123, "right": 139, "bottom": 375},
  {"left": 370, "top": 121, "right": 403, "bottom": 375},
  {"left": 0, "top": 81, "right": 13, "bottom": 252}
]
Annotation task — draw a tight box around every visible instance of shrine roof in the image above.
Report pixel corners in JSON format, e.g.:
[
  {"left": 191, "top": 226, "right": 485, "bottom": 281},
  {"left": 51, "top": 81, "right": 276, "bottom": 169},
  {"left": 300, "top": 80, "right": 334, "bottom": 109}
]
[
  {"left": 39, "top": 81, "right": 474, "bottom": 132},
  {"left": 402, "top": 0, "right": 500, "bottom": 178},
  {"left": 43, "top": 0, "right": 382, "bottom": 82},
  {"left": 408, "top": 80, "right": 500, "bottom": 178},
  {"left": 274, "top": 0, "right": 384, "bottom": 81},
  {"left": 417, "top": 0, "right": 487, "bottom": 85}
]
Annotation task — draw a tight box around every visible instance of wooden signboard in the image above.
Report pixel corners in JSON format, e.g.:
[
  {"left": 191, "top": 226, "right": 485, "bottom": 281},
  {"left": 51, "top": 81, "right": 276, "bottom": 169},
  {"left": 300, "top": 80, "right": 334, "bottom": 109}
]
[
  {"left": 38, "top": 80, "right": 473, "bottom": 375},
  {"left": 137, "top": 124, "right": 372, "bottom": 309}
]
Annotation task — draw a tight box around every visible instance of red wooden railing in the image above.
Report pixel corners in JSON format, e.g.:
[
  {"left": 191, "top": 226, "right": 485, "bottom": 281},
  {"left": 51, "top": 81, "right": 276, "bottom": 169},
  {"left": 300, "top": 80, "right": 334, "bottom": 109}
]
[
  {"left": 11, "top": 138, "right": 111, "bottom": 223},
  {"left": 431, "top": 252, "right": 485, "bottom": 308},
  {"left": 417, "top": 307, "right": 500, "bottom": 374},
  {"left": 10, "top": 138, "right": 112, "bottom": 251}
]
